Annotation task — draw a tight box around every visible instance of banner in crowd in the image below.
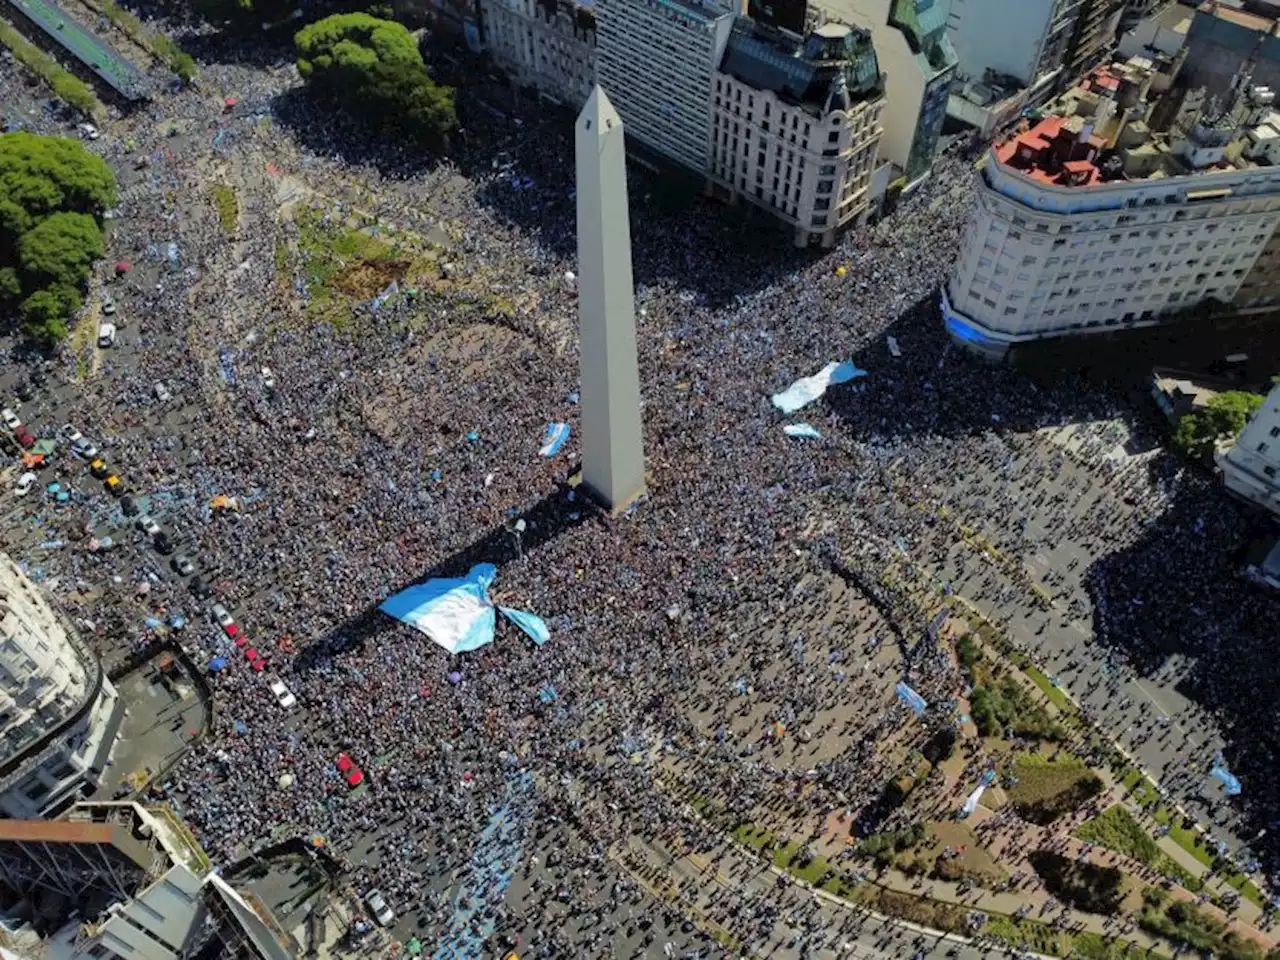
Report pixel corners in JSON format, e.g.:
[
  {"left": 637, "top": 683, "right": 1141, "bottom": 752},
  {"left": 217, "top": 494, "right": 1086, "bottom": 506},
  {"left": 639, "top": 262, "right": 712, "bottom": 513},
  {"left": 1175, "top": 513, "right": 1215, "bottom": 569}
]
[
  {"left": 380, "top": 563, "right": 550, "bottom": 654},
  {"left": 895, "top": 681, "right": 928, "bottom": 715},
  {"left": 771, "top": 361, "right": 866, "bottom": 414}
]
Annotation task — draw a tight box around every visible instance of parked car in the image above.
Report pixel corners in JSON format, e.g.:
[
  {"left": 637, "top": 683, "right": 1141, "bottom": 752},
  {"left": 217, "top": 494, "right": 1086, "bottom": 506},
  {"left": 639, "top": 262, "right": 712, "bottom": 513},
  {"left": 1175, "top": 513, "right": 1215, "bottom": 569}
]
[
  {"left": 211, "top": 603, "right": 239, "bottom": 637},
  {"left": 121, "top": 495, "right": 140, "bottom": 517},
  {"left": 15, "top": 429, "right": 35, "bottom": 448},
  {"left": 102, "top": 297, "right": 117, "bottom": 315},
  {"left": 15, "top": 472, "right": 37, "bottom": 496},
  {"left": 104, "top": 475, "right": 124, "bottom": 496},
  {"left": 136, "top": 515, "right": 161, "bottom": 536},
  {"left": 336, "top": 752, "right": 365, "bottom": 788},
  {"left": 73, "top": 438, "right": 98, "bottom": 459},
  {"left": 153, "top": 532, "right": 174, "bottom": 555},
  {"left": 59, "top": 424, "right": 83, "bottom": 444},
  {"left": 90, "top": 458, "right": 109, "bottom": 479},
  {"left": 97, "top": 322, "right": 117, "bottom": 348},
  {"left": 4, "top": 408, "right": 23, "bottom": 431},
  {"left": 261, "top": 366, "right": 275, "bottom": 392},
  {"left": 364, "top": 889, "right": 394, "bottom": 927},
  {"left": 190, "top": 576, "right": 213, "bottom": 600},
  {"left": 269, "top": 680, "right": 297, "bottom": 709},
  {"left": 170, "top": 555, "right": 194, "bottom": 577}
]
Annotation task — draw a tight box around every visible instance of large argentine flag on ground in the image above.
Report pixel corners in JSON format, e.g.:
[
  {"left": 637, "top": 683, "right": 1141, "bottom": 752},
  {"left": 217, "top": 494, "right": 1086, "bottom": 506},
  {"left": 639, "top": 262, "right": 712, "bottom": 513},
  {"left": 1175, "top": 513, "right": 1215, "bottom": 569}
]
[{"left": 379, "top": 563, "right": 551, "bottom": 654}]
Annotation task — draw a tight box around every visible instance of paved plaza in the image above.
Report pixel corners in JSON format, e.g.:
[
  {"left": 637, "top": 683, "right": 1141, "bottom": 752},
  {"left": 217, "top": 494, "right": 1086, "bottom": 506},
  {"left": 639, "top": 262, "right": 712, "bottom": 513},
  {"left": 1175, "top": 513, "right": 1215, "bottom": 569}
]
[{"left": 1, "top": 32, "right": 1278, "bottom": 960}]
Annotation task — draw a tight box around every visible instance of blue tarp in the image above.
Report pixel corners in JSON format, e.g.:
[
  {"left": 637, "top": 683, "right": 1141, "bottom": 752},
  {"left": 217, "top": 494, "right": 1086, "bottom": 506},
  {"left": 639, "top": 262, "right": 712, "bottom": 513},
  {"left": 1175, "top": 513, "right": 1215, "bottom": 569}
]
[
  {"left": 380, "top": 564, "right": 551, "bottom": 655},
  {"left": 539, "top": 422, "right": 571, "bottom": 458},
  {"left": 771, "top": 361, "right": 866, "bottom": 414},
  {"left": 783, "top": 423, "right": 822, "bottom": 440},
  {"left": 895, "top": 681, "right": 928, "bottom": 716},
  {"left": 208, "top": 657, "right": 227, "bottom": 671}
]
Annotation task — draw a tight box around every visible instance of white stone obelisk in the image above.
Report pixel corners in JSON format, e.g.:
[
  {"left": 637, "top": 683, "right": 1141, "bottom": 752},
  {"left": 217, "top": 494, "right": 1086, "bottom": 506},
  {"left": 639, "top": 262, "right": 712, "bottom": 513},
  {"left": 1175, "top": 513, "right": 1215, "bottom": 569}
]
[{"left": 576, "top": 86, "right": 646, "bottom": 512}]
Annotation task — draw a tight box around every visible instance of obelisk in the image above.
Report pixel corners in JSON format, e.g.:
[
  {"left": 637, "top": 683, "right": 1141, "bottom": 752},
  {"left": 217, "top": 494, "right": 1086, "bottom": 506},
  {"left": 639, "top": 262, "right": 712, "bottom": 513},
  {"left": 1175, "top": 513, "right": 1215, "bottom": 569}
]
[{"left": 576, "top": 86, "right": 646, "bottom": 512}]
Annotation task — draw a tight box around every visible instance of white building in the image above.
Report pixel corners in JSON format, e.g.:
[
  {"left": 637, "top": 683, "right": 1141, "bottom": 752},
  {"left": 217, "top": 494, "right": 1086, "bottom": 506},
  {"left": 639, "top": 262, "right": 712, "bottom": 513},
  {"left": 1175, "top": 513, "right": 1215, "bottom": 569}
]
[
  {"left": 0, "top": 802, "right": 295, "bottom": 959},
  {"left": 595, "top": 0, "right": 737, "bottom": 173},
  {"left": 479, "top": 0, "right": 597, "bottom": 107},
  {"left": 822, "top": 0, "right": 958, "bottom": 182},
  {"left": 710, "top": 19, "right": 886, "bottom": 245},
  {"left": 0, "top": 556, "right": 123, "bottom": 821},
  {"left": 946, "top": 0, "right": 1083, "bottom": 94},
  {"left": 1218, "top": 383, "right": 1280, "bottom": 518},
  {"left": 942, "top": 73, "right": 1280, "bottom": 361}
]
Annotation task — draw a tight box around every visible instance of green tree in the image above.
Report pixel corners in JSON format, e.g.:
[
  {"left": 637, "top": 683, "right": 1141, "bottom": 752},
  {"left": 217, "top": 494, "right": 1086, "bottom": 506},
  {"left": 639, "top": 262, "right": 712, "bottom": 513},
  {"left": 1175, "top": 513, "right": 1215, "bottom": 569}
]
[
  {"left": 19, "top": 284, "right": 80, "bottom": 344},
  {"left": 0, "top": 132, "right": 115, "bottom": 346},
  {"left": 18, "top": 212, "right": 105, "bottom": 289},
  {"left": 295, "top": 14, "right": 456, "bottom": 146},
  {"left": 1173, "top": 391, "right": 1265, "bottom": 460}
]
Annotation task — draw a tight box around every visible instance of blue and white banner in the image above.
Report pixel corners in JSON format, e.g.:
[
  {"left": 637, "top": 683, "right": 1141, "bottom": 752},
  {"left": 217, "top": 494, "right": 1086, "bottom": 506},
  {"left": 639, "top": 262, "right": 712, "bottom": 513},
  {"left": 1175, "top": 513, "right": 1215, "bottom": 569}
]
[
  {"left": 380, "top": 564, "right": 552, "bottom": 654},
  {"left": 1210, "top": 763, "right": 1242, "bottom": 796},
  {"left": 895, "top": 681, "right": 928, "bottom": 716},
  {"left": 771, "top": 361, "right": 866, "bottom": 414},
  {"left": 539, "top": 422, "right": 571, "bottom": 458},
  {"left": 783, "top": 423, "right": 822, "bottom": 440},
  {"left": 499, "top": 606, "right": 551, "bottom": 646}
]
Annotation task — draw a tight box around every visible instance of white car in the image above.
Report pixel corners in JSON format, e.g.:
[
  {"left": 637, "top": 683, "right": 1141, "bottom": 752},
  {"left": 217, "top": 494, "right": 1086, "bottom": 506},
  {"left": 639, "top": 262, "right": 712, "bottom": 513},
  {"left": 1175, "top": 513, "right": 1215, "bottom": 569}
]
[
  {"left": 211, "top": 603, "right": 234, "bottom": 628},
  {"left": 59, "top": 424, "right": 83, "bottom": 444},
  {"left": 364, "top": 889, "right": 394, "bottom": 927},
  {"left": 102, "top": 297, "right": 117, "bottom": 316},
  {"left": 15, "top": 472, "right": 37, "bottom": 496},
  {"left": 73, "top": 437, "right": 99, "bottom": 459},
  {"left": 97, "top": 322, "right": 117, "bottom": 348},
  {"left": 154, "top": 381, "right": 172, "bottom": 402},
  {"left": 136, "top": 515, "right": 161, "bottom": 536},
  {"left": 2, "top": 408, "right": 21, "bottom": 431},
  {"left": 77, "top": 122, "right": 100, "bottom": 140},
  {"left": 269, "top": 680, "right": 297, "bottom": 710}
]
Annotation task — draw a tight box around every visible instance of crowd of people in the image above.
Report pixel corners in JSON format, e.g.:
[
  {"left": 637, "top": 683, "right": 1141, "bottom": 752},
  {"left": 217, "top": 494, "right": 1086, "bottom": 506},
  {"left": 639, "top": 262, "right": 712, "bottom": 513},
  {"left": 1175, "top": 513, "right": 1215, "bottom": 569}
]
[{"left": 4, "top": 24, "right": 1279, "bottom": 954}]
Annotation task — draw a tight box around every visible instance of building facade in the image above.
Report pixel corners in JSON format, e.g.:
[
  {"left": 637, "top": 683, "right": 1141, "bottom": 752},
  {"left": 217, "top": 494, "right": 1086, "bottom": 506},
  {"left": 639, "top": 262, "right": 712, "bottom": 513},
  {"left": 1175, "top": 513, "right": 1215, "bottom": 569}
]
[
  {"left": 825, "top": 0, "right": 958, "bottom": 182},
  {"left": 1218, "top": 382, "right": 1280, "bottom": 518},
  {"left": 0, "top": 555, "right": 123, "bottom": 820},
  {"left": 710, "top": 19, "right": 885, "bottom": 245},
  {"left": 946, "top": 0, "right": 1083, "bottom": 91},
  {"left": 942, "top": 74, "right": 1280, "bottom": 360},
  {"left": 1064, "top": 0, "right": 1125, "bottom": 81},
  {"left": 480, "top": 0, "right": 597, "bottom": 107},
  {"left": 595, "top": 0, "right": 737, "bottom": 173}
]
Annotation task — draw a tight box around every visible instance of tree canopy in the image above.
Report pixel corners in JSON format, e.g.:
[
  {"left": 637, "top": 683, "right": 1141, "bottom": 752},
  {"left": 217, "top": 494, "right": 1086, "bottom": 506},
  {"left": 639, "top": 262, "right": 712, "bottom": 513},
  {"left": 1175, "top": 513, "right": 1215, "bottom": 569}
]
[
  {"left": 0, "top": 132, "right": 115, "bottom": 345},
  {"left": 1173, "top": 391, "right": 1265, "bottom": 461},
  {"left": 295, "top": 14, "right": 456, "bottom": 146}
]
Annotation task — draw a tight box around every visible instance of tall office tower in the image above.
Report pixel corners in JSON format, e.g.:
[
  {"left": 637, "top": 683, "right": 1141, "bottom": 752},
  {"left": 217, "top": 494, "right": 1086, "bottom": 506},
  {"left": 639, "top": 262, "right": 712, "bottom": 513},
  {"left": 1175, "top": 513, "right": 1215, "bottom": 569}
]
[
  {"left": 595, "top": 0, "right": 737, "bottom": 174},
  {"left": 575, "top": 87, "right": 647, "bottom": 512}
]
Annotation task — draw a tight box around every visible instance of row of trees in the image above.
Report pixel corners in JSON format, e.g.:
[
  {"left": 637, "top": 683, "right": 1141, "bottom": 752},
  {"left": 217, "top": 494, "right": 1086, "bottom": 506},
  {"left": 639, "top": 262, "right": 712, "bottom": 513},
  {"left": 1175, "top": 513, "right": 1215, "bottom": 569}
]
[
  {"left": 295, "top": 13, "right": 457, "bottom": 147},
  {"left": 0, "top": 133, "right": 116, "bottom": 345}
]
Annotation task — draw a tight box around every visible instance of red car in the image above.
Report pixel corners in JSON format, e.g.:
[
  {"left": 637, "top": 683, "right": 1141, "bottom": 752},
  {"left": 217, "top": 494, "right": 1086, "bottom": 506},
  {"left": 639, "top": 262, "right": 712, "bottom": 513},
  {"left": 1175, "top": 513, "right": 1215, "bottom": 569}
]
[
  {"left": 335, "top": 753, "right": 364, "bottom": 788},
  {"left": 15, "top": 429, "right": 35, "bottom": 448}
]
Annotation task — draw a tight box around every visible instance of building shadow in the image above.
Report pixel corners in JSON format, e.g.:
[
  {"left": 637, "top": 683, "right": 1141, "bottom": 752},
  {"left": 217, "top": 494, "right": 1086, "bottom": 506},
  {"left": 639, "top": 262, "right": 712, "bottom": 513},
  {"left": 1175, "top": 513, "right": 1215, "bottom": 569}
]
[{"left": 290, "top": 476, "right": 601, "bottom": 676}]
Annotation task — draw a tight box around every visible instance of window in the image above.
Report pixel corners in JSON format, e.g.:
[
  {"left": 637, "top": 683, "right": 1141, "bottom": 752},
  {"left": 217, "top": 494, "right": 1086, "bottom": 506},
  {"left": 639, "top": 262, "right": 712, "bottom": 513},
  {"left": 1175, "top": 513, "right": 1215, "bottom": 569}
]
[
  {"left": 816, "top": 180, "right": 833, "bottom": 195},
  {"left": 819, "top": 164, "right": 836, "bottom": 176},
  {"left": 814, "top": 197, "right": 830, "bottom": 210},
  {"left": 827, "top": 130, "right": 838, "bottom": 143}
]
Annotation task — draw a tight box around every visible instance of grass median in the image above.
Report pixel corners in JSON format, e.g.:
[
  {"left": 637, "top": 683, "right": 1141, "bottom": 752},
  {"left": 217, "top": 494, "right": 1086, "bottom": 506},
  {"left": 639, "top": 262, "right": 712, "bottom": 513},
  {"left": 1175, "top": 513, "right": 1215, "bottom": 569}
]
[{"left": 0, "top": 17, "right": 104, "bottom": 119}]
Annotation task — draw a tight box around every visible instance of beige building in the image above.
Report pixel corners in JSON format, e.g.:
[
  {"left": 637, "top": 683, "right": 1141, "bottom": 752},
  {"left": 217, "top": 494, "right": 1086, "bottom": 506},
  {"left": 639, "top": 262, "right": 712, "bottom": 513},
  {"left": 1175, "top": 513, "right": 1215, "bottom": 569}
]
[
  {"left": 0, "top": 555, "right": 123, "bottom": 821},
  {"left": 709, "top": 20, "right": 885, "bottom": 246},
  {"left": 943, "top": 61, "right": 1280, "bottom": 360},
  {"left": 480, "top": 0, "right": 597, "bottom": 106},
  {"left": 1218, "top": 382, "right": 1280, "bottom": 518}
]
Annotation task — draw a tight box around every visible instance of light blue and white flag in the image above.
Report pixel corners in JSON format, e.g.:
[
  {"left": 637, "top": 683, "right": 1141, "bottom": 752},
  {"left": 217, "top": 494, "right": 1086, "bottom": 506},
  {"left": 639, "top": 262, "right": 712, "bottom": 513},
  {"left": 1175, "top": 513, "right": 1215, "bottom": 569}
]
[
  {"left": 500, "top": 606, "right": 551, "bottom": 646},
  {"left": 771, "top": 361, "right": 866, "bottom": 414},
  {"left": 539, "top": 422, "right": 571, "bottom": 458}
]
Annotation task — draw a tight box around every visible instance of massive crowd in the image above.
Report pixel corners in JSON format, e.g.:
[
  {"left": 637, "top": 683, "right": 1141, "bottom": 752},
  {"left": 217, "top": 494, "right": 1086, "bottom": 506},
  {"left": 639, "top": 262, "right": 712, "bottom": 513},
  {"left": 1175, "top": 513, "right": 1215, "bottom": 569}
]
[{"left": 3, "top": 27, "right": 1278, "bottom": 954}]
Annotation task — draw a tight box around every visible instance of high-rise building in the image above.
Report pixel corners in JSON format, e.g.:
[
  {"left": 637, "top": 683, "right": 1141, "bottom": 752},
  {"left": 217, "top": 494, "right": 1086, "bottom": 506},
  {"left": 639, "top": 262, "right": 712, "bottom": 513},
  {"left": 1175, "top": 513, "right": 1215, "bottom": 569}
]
[
  {"left": 709, "top": 18, "right": 886, "bottom": 245},
  {"left": 822, "top": 0, "right": 958, "bottom": 182},
  {"left": 0, "top": 555, "right": 123, "bottom": 821},
  {"left": 1064, "top": 0, "right": 1126, "bottom": 82},
  {"left": 1218, "top": 382, "right": 1280, "bottom": 518},
  {"left": 479, "top": 0, "right": 597, "bottom": 107},
  {"left": 947, "top": 0, "right": 1085, "bottom": 96},
  {"left": 942, "top": 59, "right": 1280, "bottom": 361},
  {"left": 0, "top": 801, "right": 297, "bottom": 959},
  {"left": 594, "top": 0, "right": 737, "bottom": 173}
]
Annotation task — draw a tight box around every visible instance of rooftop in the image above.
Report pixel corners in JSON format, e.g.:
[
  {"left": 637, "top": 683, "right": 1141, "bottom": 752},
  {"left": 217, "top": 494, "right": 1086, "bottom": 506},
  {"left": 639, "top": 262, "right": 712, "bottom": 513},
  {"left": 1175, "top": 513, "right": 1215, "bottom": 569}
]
[
  {"left": 720, "top": 17, "right": 883, "bottom": 113},
  {"left": 1197, "top": 0, "right": 1275, "bottom": 32}
]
